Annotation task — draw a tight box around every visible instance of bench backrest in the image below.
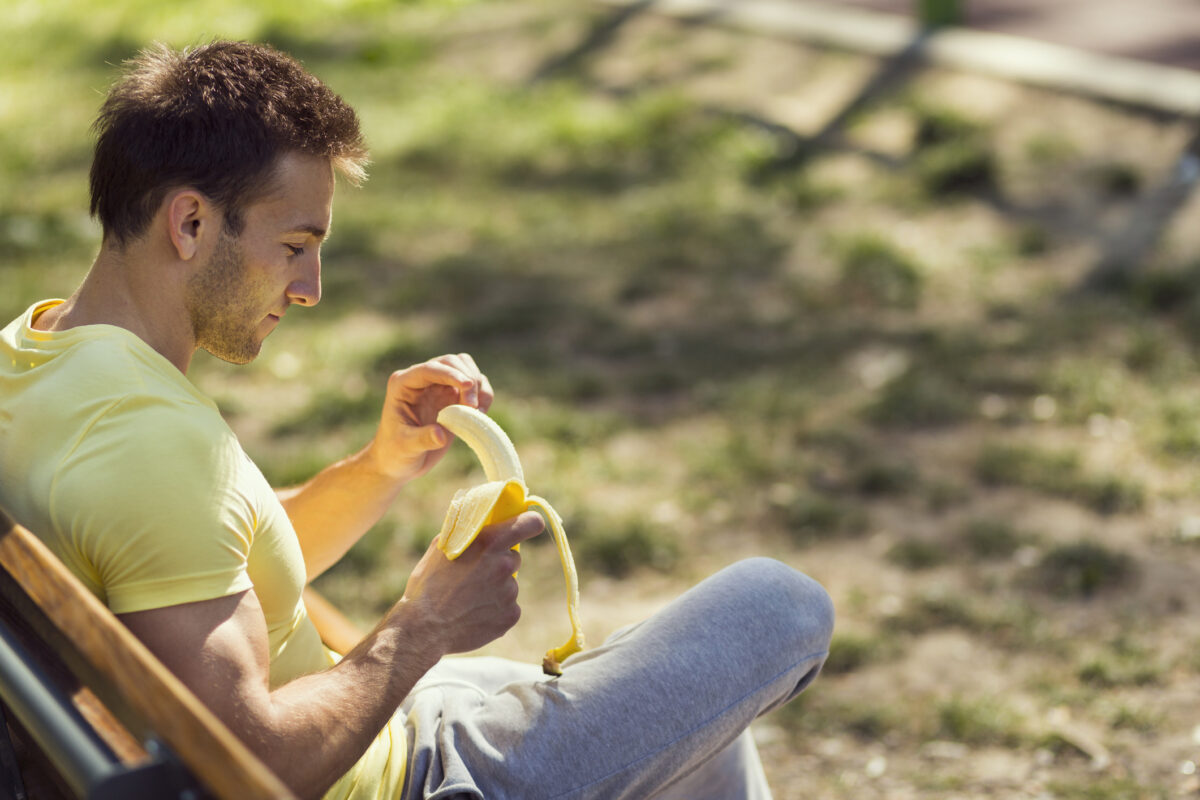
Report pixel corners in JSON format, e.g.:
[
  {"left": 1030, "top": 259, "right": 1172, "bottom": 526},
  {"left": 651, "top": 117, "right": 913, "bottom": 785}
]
[{"left": 0, "top": 504, "right": 298, "bottom": 800}]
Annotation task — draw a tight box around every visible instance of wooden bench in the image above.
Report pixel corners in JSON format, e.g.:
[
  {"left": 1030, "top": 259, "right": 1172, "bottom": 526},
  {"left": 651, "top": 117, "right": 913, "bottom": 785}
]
[{"left": 0, "top": 504, "right": 366, "bottom": 799}]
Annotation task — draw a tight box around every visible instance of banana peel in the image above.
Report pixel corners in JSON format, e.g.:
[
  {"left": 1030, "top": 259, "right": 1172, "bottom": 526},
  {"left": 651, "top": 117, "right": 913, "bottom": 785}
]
[{"left": 436, "top": 404, "right": 585, "bottom": 675}]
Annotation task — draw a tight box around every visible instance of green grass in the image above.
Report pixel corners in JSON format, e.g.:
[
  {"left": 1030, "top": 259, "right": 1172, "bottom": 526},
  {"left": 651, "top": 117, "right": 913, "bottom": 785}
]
[
  {"left": 1044, "top": 778, "right": 1169, "bottom": 800},
  {"left": 961, "top": 518, "right": 1028, "bottom": 559},
  {"left": 1076, "top": 655, "right": 1161, "bottom": 688},
  {"left": 822, "top": 631, "right": 904, "bottom": 674},
  {"left": 1089, "top": 161, "right": 1142, "bottom": 197},
  {"left": 866, "top": 367, "right": 974, "bottom": 428},
  {"left": 907, "top": 102, "right": 997, "bottom": 197},
  {"left": 886, "top": 538, "right": 948, "bottom": 570},
  {"left": 7, "top": 3, "right": 1200, "bottom": 795},
  {"left": 571, "top": 515, "right": 680, "bottom": 578},
  {"left": 934, "top": 695, "right": 1026, "bottom": 747},
  {"left": 1023, "top": 131, "right": 1078, "bottom": 166},
  {"left": 889, "top": 592, "right": 1046, "bottom": 650},
  {"left": 1013, "top": 223, "right": 1051, "bottom": 257},
  {"left": 1028, "top": 541, "right": 1137, "bottom": 598},
  {"left": 914, "top": 139, "right": 997, "bottom": 196},
  {"left": 833, "top": 232, "right": 925, "bottom": 309},
  {"left": 775, "top": 692, "right": 910, "bottom": 741},
  {"left": 974, "top": 442, "right": 1145, "bottom": 514},
  {"left": 772, "top": 491, "right": 869, "bottom": 546}
]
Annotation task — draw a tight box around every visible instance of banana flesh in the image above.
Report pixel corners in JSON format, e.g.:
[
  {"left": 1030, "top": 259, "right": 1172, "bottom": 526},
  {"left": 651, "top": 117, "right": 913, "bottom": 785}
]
[{"left": 436, "top": 404, "right": 585, "bottom": 675}]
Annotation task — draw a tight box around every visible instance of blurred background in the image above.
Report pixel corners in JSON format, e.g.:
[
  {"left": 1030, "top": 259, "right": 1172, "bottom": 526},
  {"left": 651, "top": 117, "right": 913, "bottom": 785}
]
[{"left": 4, "top": 0, "right": 1200, "bottom": 796}]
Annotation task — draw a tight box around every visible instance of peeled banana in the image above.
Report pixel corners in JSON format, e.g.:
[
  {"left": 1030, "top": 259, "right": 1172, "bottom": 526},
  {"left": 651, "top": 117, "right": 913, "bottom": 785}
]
[{"left": 436, "top": 404, "right": 585, "bottom": 675}]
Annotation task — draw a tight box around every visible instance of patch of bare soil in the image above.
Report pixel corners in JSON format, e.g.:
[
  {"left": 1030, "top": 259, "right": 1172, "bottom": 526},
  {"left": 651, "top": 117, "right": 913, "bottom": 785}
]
[
  {"left": 275, "top": 3, "right": 1200, "bottom": 796},
  {"left": 518, "top": 8, "right": 1200, "bottom": 798}
]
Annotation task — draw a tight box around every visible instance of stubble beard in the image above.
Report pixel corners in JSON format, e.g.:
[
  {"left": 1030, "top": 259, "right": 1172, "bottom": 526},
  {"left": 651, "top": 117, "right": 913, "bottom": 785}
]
[{"left": 186, "top": 230, "right": 263, "bottom": 365}]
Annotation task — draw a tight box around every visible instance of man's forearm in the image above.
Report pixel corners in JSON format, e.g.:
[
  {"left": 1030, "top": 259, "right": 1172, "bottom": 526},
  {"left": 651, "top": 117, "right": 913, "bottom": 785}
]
[
  {"left": 126, "top": 592, "right": 442, "bottom": 800},
  {"left": 256, "top": 605, "right": 439, "bottom": 798},
  {"left": 278, "top": 442, "right": 403, "bottom": 581}
]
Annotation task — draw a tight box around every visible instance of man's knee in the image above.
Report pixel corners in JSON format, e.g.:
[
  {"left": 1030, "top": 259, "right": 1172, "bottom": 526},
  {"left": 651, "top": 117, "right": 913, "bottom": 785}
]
[{"left": 723, "top": 557, "right": 835, "bottom": 660}]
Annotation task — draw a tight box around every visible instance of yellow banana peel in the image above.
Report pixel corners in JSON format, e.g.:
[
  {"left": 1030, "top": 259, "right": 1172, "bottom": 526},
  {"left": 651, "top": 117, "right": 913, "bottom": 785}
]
[{"left": 436, "top": 404, "right": 585, "bottom": 675}]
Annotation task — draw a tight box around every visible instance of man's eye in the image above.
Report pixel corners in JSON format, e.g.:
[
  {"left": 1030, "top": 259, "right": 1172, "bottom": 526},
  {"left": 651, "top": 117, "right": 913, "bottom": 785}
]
[{"left": 285, "top": 244, "right": 305, "bottom": 256}]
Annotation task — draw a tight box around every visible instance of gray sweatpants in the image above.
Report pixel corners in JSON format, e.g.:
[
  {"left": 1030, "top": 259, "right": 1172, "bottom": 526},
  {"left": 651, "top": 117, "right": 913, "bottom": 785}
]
[{"left": 400, "top": 558, "right": 834, "bottom": 799}]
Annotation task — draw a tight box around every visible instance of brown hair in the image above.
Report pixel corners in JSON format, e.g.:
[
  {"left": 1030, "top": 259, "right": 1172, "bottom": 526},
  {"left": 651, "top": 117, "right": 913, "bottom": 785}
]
[{"left": 89, "top": 40, "right": 368, "bottom": 246}]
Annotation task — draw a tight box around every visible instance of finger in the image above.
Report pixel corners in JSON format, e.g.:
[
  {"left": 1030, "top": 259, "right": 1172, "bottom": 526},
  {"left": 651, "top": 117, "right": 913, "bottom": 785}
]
[
  {"left": 455, "top": 352, "right": 481, "bottom": 376},
  {"left": 476, "top": 372, "right": 495, "bottom": 413},
  {"left": 498, "top": 574, "right": 520, "bottom": 606},
  {"left": 497, "top": 548, "right": 522, "bottom": 577},
  {"left": 483, "top": 511, "right": 545, "bottom": 551},
  {"left": 436, "top": 353, "right": 482, "bottom": 406},
  {"left": 450, "top": 353, "right": 494, "bottom": 412},
  {"left": 389, "top": 362, "right": 476, "bottom": 402}
]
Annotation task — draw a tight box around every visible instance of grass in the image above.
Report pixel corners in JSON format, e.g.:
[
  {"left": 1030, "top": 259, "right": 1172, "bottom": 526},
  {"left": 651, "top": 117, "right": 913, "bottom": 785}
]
[
  {"left": 571, "top": 514, "right": 680, "bottom": 578},
  {"left": 833, "top": 232, "right": 925, "bottom": 309},
  {"left": 1044, "top": 778, "right": 1169, "bottom": 800},
  {"left": 822, "top": 630, "right": 904, "bottom": 674},
  {"left": 974, "top": 442, "right": 1145, "bottom": 514},
  {"left": 934, "top": 694, "right": 1026, "bottom": 747},
  {"left": 776, "top": 692, "right": 910, "bottom": 741},
  {"left": 1076, "top": 655, "right": 1161, "bottom": 688},
  {"left": 908, "top": 102, "right": 997, "bottom": 197},
  {"left": 961, "top": 517, "right": 1029, "bottom": 559},
  {"left": 866, "top": 367, "right": 974, "bottom": 428},
  {"left": 888, "top": 591, "right": 1047, "bottom": 651},
  {"left": 886, "top": 538, "right": 949, "bottom": 570},
  {"left": 1089, "top": 161, "right": 1142, "bottom": 198},
  {"left": 772, "top": 491, "right": 869, "bottom": 546},
  {"left": 1029, "top": 542, "right": 1137, "bottom": 598},
  {"left": 7, "top": 2, "right": 1200, "bottom": 796}
]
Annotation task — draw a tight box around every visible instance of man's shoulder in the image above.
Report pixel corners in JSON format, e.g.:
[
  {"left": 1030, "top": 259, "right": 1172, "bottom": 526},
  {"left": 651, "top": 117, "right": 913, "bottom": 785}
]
[
  {"left": 5, "top": 316, "right": 222, "bottom": 432},
  {"left": 2, "top": 314, "right": 239, "bottom": 522},
  {"left": 62, "top": 328, "right": 211, "bottom": 407}
]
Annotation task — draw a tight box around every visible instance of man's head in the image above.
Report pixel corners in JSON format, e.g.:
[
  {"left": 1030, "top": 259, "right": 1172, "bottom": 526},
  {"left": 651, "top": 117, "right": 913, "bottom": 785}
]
[
  {"left": 183, "top": 150, "right": 333, "bottom": 365},
  {"left": 89, "top": 40, "right": 368, "bottom": 247}
]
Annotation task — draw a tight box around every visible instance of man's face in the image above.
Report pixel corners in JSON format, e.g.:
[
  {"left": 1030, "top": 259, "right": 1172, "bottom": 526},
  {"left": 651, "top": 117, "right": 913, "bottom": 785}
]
[{"left": 186, "top": 153, "right": 334, "bottom": 364}]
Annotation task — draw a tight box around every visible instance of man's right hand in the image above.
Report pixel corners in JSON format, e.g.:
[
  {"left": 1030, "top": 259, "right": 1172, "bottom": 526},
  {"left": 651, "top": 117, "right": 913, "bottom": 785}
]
[{"left": 398, "top": 510, "right": 546, "bottom": 656}]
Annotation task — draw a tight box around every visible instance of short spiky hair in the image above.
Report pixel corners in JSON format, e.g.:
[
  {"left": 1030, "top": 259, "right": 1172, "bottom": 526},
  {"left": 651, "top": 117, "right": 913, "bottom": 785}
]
[{"left": 89, "top": 40, "right": 368, "bottom": 246}]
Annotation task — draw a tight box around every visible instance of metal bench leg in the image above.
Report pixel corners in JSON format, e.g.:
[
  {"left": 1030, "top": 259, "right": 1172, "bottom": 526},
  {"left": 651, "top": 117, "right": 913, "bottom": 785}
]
[{"left": 0, "top": 705, "right": 28, "bottom": 800}]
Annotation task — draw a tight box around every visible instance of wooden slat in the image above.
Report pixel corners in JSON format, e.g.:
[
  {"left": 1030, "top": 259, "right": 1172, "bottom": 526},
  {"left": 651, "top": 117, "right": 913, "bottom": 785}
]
[
  {"left": 0, "top": 578, "right": 148, "bottom": 767},
  {"left": 302, "top": 587, "right": 365, "bottom": 657},
  {"left": 0, "top": 506, "right": 297, "bottom": 800}
]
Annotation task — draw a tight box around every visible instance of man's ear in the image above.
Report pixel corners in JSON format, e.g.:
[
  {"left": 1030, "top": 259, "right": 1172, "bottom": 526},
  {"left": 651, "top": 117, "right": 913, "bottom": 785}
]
[{"left": 164, "top": 189, "right": 215, "bottom": 261}]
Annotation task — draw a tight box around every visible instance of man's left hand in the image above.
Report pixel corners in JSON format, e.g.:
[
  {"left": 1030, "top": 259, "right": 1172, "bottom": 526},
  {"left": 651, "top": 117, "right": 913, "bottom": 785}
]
[{"left": 370, "top": 353, "right": 494, "bottom": 482}]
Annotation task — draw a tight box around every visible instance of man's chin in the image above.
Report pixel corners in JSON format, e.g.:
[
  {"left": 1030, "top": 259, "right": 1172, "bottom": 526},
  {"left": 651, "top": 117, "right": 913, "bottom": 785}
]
[{"left": 201, "top": 340, "right": 262, "bottom": 366}]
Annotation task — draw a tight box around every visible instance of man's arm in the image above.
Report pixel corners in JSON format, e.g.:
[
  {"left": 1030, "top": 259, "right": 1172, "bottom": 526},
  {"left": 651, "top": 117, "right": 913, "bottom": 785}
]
[
  {"left": 119, "top": 511, "right": 544, "bottom": 800},
  {"left": 278, "top": 354, "right": 494, "bottom": 581}
]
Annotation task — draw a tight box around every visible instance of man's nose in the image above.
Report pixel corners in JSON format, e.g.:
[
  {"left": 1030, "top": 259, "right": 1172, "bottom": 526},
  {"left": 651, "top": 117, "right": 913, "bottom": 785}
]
[{"left": 287, "top": 253, "right": 321, "bottom": 307}]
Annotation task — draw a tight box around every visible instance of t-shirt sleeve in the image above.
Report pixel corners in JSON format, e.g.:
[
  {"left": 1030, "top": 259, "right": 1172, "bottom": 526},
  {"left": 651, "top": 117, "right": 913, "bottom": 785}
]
[{"left": 50, "top": 396, "right": 256, "bottom": 615}]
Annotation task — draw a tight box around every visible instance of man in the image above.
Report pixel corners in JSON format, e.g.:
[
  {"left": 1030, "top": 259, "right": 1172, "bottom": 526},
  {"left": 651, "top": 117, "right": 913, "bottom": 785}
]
[{"left": 0, "top": 41, "right": 834, "bottom": 799}]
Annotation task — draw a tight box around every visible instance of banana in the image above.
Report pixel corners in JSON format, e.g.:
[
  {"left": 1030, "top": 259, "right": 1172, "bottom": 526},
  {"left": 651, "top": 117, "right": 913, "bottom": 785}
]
[{"left": 436, "top": 404, "right": 585, "bottom": 675}]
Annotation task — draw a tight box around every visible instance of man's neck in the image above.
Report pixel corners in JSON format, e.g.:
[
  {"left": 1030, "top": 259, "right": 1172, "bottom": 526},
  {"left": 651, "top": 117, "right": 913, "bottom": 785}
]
[{"left": 39, "top": 244, "right": 197, "bottom": 374}]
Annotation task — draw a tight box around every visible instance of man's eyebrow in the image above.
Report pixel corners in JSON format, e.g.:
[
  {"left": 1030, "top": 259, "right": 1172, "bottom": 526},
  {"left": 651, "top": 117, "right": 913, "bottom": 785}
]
[{"left": 287, "top": 224, "right": 329, "bottom": 240}]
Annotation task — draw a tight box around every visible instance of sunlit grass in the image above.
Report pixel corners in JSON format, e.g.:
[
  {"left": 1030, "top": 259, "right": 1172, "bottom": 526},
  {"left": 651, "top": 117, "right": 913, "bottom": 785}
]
[{"left": 7, "top": 2, "right": 1200, "bottom": 795}]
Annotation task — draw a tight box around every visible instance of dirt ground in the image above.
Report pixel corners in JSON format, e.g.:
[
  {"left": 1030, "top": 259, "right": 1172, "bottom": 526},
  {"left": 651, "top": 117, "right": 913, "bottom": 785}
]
[
  {"left": 407, "top": 5, "right": 1200, "bottom": 798},
  {"left": 9, "top": 1, "right": 1200, "bottom": 797},
  {"left": 160, "top": 2, "right": 1200, "bottom": 797}
]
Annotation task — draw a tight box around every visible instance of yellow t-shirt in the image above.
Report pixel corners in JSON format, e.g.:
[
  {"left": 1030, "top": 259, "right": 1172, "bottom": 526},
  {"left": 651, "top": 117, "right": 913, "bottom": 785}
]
[{"left": 0, "top": 300, "right": 405, "bottom": 799}]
